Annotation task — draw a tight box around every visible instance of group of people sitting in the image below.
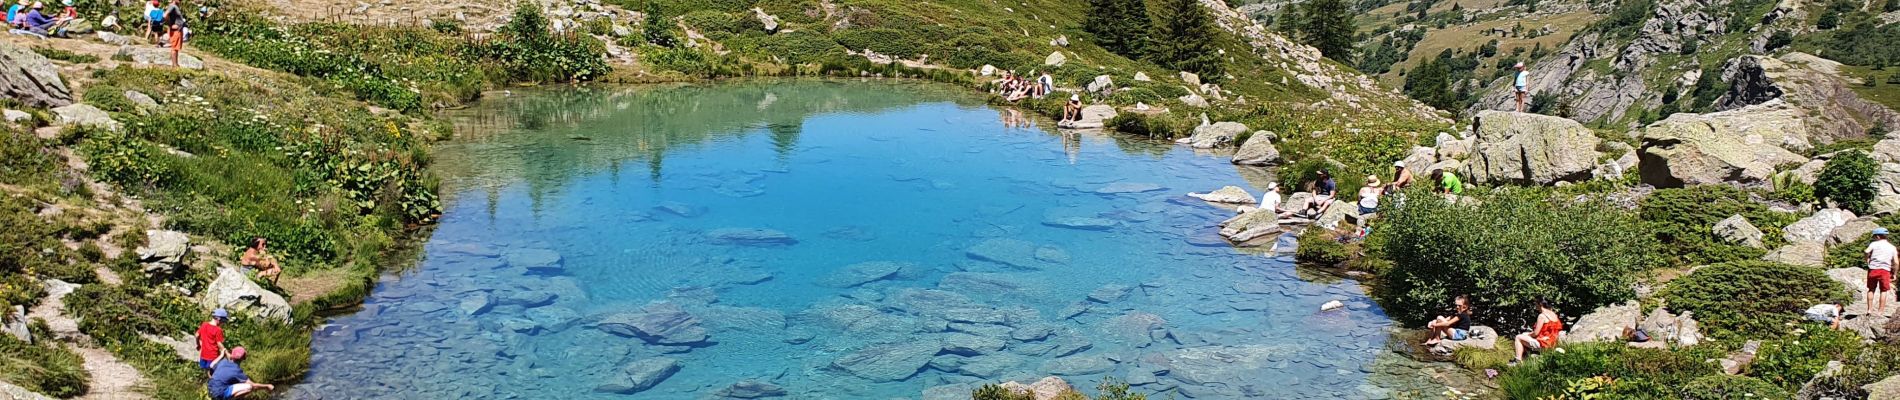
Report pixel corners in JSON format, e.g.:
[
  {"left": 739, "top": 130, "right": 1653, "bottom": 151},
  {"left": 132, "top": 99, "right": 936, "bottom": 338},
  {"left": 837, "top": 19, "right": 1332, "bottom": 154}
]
[
  {"left": 6, "top": 0, "right": 76, "bottom": 37},
  {"left": 1248, "top": 160, "right": 1466, "bottom": 230},
  {"left": 991, "top": 71, "right": 1052, "bottom": 102},
  {"left": 191, "top": 237, "right": 288, "bottom": 399},
  {"left": 1421, "top": 296, "right": 1566, "bottom": 365}
]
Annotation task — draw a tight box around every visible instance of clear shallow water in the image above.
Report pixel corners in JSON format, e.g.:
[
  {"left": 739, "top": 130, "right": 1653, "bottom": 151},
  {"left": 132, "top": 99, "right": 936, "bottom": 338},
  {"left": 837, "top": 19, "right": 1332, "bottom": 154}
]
[{"left": 293, "top": 80, "right": 1395, "bottom": 399}]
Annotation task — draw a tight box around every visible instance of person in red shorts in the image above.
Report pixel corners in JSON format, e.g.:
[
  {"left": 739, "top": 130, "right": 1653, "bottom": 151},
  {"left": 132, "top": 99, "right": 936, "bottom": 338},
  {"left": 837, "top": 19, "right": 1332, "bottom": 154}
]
[
  {"left": 1866, "top": 228, "right": 1895, "bottom": 314},
  {"left": 196, "top": 308, "right": 228, "bottom": 372}
]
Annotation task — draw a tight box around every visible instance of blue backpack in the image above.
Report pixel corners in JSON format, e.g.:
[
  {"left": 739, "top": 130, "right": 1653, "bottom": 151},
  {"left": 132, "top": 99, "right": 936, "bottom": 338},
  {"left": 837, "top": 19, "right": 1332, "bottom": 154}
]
[{"left": 147, "top": 8, "right": 162, "bottom": 22}]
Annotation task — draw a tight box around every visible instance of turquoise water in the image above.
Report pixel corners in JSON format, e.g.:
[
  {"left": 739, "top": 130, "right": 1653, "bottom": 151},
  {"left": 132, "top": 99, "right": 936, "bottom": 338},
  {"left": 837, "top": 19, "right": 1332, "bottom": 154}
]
[{"left": 293, "top": 80, "right": 1395, "bottom": 399}]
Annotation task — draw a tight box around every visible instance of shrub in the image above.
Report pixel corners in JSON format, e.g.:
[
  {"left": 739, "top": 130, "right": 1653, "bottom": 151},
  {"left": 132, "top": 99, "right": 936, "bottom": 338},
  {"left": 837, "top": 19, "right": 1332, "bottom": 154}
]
[
  {"left": 1371, "top": 188, "right": 1658, "bottom": 328},
  {"left": 1661, "top": 261, "right": 1851, "bottom": 341},
  {"left": 1500, "top": 342, "right": 1719, "bottom": 399},
  {"left": 1800, "top": 340, "right": 1900, "bottom": 398},
  {"left": 1106, "top": 113, "right": 1189, "bottom": 138},
  {"left": 1748, "top": 327, "right": 1862, "bottom": 391},
  {"left": 1681, "top": 375, "right": 1790, "bottom": 400},
  {"left": 62, "top": 284, "right": 199, "bottom": 345},
  {"left": 1639, "top": 185, "right": 1797, "bottom": 265},
  {"left": 833, "top": 28, "right": 927, "bottom": 58},
  {"left": 470, "top": 3, "right": 612, "bottom": 83},
  {"left": 1815, "top": 150, "right": 1877, "bottom": 214},
  {"left": 31, "top": 46, "right": 100, "bottom": 63},
  {"left": 1295, "top": 228, "right": 1352, "bottom": 266},
  {"left": 0, "top": 335, "right": 90, "bottom": 398},
  {"left": 0, "top": 126, "right": 57, "bottom": 184}
]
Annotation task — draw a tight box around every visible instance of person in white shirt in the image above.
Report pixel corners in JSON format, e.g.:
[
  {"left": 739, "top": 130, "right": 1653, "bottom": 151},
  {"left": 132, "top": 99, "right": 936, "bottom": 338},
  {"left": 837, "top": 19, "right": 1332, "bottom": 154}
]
[
  {"left": 1805, "top": 303, "right": 1843, "bottom": 329},
  {"left": 1513, "top": 62, "right": 1530, "bottom": 113},
  {"left": 1866, "top": 228, "right": 1896, "bottom": 314},
  {"left": 1037, "top": 72, "right": 1053, "bottom": 98}
]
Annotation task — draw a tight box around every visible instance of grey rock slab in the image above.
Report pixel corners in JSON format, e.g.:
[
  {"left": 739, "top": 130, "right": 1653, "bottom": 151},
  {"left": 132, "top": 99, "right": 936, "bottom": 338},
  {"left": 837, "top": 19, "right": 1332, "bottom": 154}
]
[
  {"left": 1042, "top": 354, "right": 1116, "bottom": 375},
  {"left": 820, "top": 261, "right": 907, "bottom": 287},
  {"left": 0, "top": 42, "right": 74, "bottom": 108},
  {"left": 1087, "top": 284, "right": 1133, "bottom": 303},
  {"left": 706, "top": 228, "right": 798, "bottom": 246},
  {"left": 831, "top": 340, "right": 945, "bottom": 382},
  {"left": 594, "top": 302, "right": 710, "bottom": 346},
  {"left": 503, "top": 248, "right": 562, "bottom": 272},
  {"left": 715, "top": 379, "right": 787, "bottom": 398},
  {"left": 200, "top": 267, "right": 291, "bottom": 321},
  {"left": 592, "top": 357, "right": 680, "bottom": 394},
  {"left": 942, "top": 333, "right": 1008, "bottom": 355},
  {"left": 1094, "top": 182, "right": 1166, "bottom": 194},
  {"left": 965, "top": 239, "right": 1053, "bottom": 270},
  {"left": 1712, "top": 214, "right": 1765, "bottom": 248},
  {"left": 1041, "top": 216, "right": 1118, "bottom": 231},
  {"left": 116, "top": 45, "right": 204, "bottom": 69}
]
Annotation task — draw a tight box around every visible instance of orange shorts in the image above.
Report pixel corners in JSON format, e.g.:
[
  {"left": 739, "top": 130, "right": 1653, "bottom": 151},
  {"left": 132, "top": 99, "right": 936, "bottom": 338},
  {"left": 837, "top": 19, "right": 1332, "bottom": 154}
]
[{"left": 169, "top": 30, "right": 182, "bottom": 49}]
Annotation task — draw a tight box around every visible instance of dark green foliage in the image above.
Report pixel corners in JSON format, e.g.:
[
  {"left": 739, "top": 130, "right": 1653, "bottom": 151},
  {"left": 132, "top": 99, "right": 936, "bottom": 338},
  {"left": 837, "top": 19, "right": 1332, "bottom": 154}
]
[
  {"left": 1661, "top": 261, "right": 1851, "bottom": 341},
  {"left": 1748, "top": 327, "right": 1862, "bottom": 391},
  {"left": 1150, "top": 0, "right": 1226, "bottom": 78},
  {"left": 1680, "top": 375, "right": 1791, "bottom": 400},
  {"left": 469, "top": 3, "right": 611, "bottom": 82},
  {"left": 1586, "top": 0, "right": 1656, "bottom": 39},
  {"left": 1370, "top": 188, "right": 1658, "bottom": 328},
  {"left": 1810, "top": 12, "right": 1900, "bottom": 67},
  {"left": 0, "top": 335, "right": 89, "bottom": 398},
  {"left": 1296, "top": 0, "right": 1358, "bottom": 63},
  {"left": 1800, "top": 341, "right": 1900, "bottom": 398},
  {"left": 1296, "top": 228, "right": 1352, "bottom": 266},
  {"left": 1085, "top": 0, "right": 1151, "bottom": 58},
  {"left": 0, "top": 125, "right": 57, "bottom": 183},
  {"left": 1500, "top": 342, "right": 1721, "bottom": 399},
  {"left": 834, "top": 28, "right": 927, "bottom": 58},
  {"left": 30, "top": 46, "right": 100, "bottom": 63},
  {"left": 1404, "top": 56, "right": 1455, "bottom": 110},
  {"left": 1815, "top": 150, "right": 1877, "bottom": 214},
  {"left": 1106, "top": 113, "right": 1190, "bottom": 138},
  {"left": 1765, "top": 30, "right": 1793, "bottom": 52},
  {"left": 1639, "top": 186, "right": 1795, "bottom": 265},
  {"left": 1356, "top": 27, "right": 1424, "bottom": 74},
  {"left": 644, "top": 3, "right": 679, "bottom": 48},
  {"left": 62, "top": 284, "right": 199, "bottom": 345}
]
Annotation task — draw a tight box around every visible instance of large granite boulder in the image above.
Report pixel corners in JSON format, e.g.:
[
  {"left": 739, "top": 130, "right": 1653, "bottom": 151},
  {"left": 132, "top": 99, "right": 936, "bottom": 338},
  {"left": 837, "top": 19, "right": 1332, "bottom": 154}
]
[
  {"left": 1467, "top": 110, "right": 1601, "bottom": 185},
  {"left": 1067, "top": 105, "right": 1117, "bottom": 130},
  {"left": 1218, "top": 208, "right": 1282, "bottom": 246},
  {"left": 200, "top": 267, "right": 292, "bottom": 321},
  {"left": 1185, "top": 121, "right": 1248, "bottom": 149},
  {"left": 1864, "top": 374, "right": 1900, "bottom": 400},
  {"left": 593, "top": 357, "right": 681, "bottom": 394},
  {"left": 1828, "top": 217, "right": 1880, "bottom": 246},
  {"left": 0, "top": 43, "right": 74, "bottom": 108},
  {"left": 116, "top": 45, "right": 204, "bottom": 69},
  {"left": 1231, "top": 131, "right": 1281, "bottom": 165},
  {"left": 1713, "top": 215, "right": 1765, "bottom": 248},
  {"left": 831, "top": 340, "right": 944, "bottom": 382},
  {"left": 1784, "top": 208, "right": 1856, "bottom": 244},
  {"left": 1637, "top": 101, "right": 1812, "bottom": 188},
  {"left": 595, "top": 302, "right": 711, "bottom": 346},
  {"left": 1187, "top": 186, "right": 1256, "bottom": 204},
  {"left": 135, "top": 229, "right": 190, "bottom": 275},
  {"left": 1763, "top": 242, "right": 1826, "bottom": 267},
  {"left": 1567, "top": 301, "right": 1640, "bottom": 344},
  {"left": 52, "top": 104, "right": 122, "bottom": 132}
]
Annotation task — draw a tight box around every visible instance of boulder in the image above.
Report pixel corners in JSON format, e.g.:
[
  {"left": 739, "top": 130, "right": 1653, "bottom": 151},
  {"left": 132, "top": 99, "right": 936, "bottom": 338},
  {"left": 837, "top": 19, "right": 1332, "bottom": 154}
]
[
  {"left": 1763, "top": 242, "right": 1826, "bottom": 267},
  {"left": 705, "top": 228, "right": 798, "bottom": 246},
  {"left": 1784, "top": 208, "right": 1856, "bottom": 244},
  {"left": 1468, "top": 110, "right": 1601, "bottom": 185},
  {"left": 124, "top": 90, "right": 159, "bottom": 111},
  {"left": 1401, "top": 146, "right": 1438, "bottom": 175},
  {"left": 2, "top": 109, "right": 28, "bottom": 123},
  {"left": 51, "top": 104, "right": 122, "bottom": 132},
  {"left": 1875, "top": 138, "right": 1900, "bottom": 164},
  {"left": 994, "top": 377, "right": 1075, "bottom": 400},
  {"left": 503, "top": 248, "right": 562, "bottom": 272},
  {"left": 715, "top": 380, "right": 787, "bottom": 398},
  {"left": 1829, "top": 217, "right": 1880, "bottom": 246},
  {"left": 831, "top": 340, "right": 944, "bottom": 382},
  {"left": 1086, "top": 75, "right": 1114, "bottom": 96},
  {"left": 1050, "top": 35, "right": 1069, "bottom": 47},
  {"left": 1718, "top": 340, "right": 1763, "bottom": 375},
  {"left": 1315, "top": 201, "right": 1360, "bottom": 229},
  {"left": 200, "top": 267, "right": 292, "bottom": 321},
  {"left": 593, "top": 357, "right": 681, "bottom": 394},
  {"left": 1041, "top": 216, "right": 1117, "bottom": 231},
  {"left": 1864, "top": 375, "right": 1900, "bottom": 400},
  {"left": 3, "top": 306, "right": 28, "bottom": 344},
  {"left": 115, "top": 45, "right": 204, "bottom": 69},
  {"left": 749, "top": 7, "right": 780, "bottom": 32},
  {"left": 1712, "top": 215, "right": 1765, "bottom": 248},
  {"left": 1567, "top": 301, "right": 1640, "bottom": 344},
  {"left": 0, "top": 43, "right": 74, "bottom": 108},
  {"left": 1178, "top": 93, "right": 1208, "bottom": 108},
  {"left": 1187, "top": 186, "right": 1256, "bottom": 204},
  {"left": 95, "top": 31, "right": 134, "bottom": 46},
  {"left": 1637, "top": 308, "right": 1702, "bottom": 347},
  {"left": 1875, "top": 163, "right": 1900, "bottom": 214},
  {"left": 1133, "top": 72, "right": 1151, "bottom": 81},
  {"left": 1436, "top": 132, "right": 1473, "bottom": 160},
  {"left": 1428, "top": 325, "right": 1498, "bottom": 355},
  {"left": 1217, "top": 208, "right": 1282, "bottom": 246},
  {"left": 1066, "top": 104, "right": 1116, "bottom": 130},
  {"left": 595, "top": 302, "right": 710, "bottom": 346},
  {"left": 1232, "top": 131, "right": 1281, "bottom": 165},
  {"left": 1180, "top": 71, "right": 1201, "bottom": 86},
  {"left": 136, "top": 230, "right": 190, "bottom": 264},
  {"left": 820, "top": 261, "right": 906, "bottom": 288},
  {"left": 1044, "top": 51, "right": 1067, "bottom": 67},
  {"left": 1186, "top": 121, "right": 1248, "bottom": 149},
  {"left": 980, "top": 65, "right": 997, "bottom": 76},
  {"left": 1637, "top": 101, "right": 1813, "bottom": 187}
]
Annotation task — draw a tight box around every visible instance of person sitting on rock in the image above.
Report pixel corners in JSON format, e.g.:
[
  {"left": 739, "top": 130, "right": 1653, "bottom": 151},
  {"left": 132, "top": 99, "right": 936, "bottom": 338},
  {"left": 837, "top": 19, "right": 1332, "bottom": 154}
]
[
  {"left": 48, "top": 0, "right": 74, "bottom": 35},
  {"left": 1511, "top": 299, "right": 1564, "bottom": 365},
  {"left": 1866, "top": 227, "right": 1894, "bottom": 314},
  {"left": 1301, "top": 169, "right": 1337, "bottom": 217},
  {"left": 1425, "top": 295, "right": 1473, "bottom": 346},
  {"left": 7, "top": 0, "right": 26, "bottom": 29},
  {"left": 1357, "top": 175, "right": 1383, "bottom": 217},
  {"left": 1061, "top": 94, "right": 1081, "bottom": 124},
  {"left": 1386, "top": 160, "right": 1413, "bottom": 194},
  {"left": 1037, "top": 72, "right": 1053, "bottom": 98},
  {"left": 207, "top": 347, "right": 275, "bottom": 400},
  {"left": 21, "top": 2, "right": 54, "bottom": 35},
  {"left": 1804, "top": 302, "right": 1843, "bottom": 329},
  {"left": 241, "top": 237, "right": 282, "bottom": 285}
]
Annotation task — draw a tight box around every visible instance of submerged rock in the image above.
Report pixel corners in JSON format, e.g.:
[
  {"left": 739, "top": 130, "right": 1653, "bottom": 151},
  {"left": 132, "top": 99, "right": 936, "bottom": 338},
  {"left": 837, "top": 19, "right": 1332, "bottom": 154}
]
[
  {"left": 593, "top": 357, "right": 681, "bottom": 394},
  {"left": 503, "top": 248, "right": 562, "bottom": 272},
  {"left": 715, "top": 379, "right": 787, "bottom": 398},
  {"left": 1041, "top": 216, "right": 1117, "bottom": 231},
  {"left": 706, "top": 228, "right": 799, "bottom": 246},
  {"left": 832, "top": 340, "right": 945, "bottom": 382},
  {"left": 820, "top": 261, "right": 908, "bottom": 287},
  {"left": 1093, "top": 182, "right": 1165, "bottom": 194},
  {"left": 595, "top": 303, "right": 711, "bottom": 346},
  {"left": 966, "top": 239, "right": 1057, "bottom": 270}
]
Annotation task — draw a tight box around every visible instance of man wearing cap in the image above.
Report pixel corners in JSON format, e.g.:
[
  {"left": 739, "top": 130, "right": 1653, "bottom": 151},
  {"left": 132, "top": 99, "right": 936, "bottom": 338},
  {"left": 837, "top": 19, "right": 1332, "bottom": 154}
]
[
  {"left": 1387, "top": 160, "right": 1414, "bottom": 194},
  {"left": 196, "top": 308, "right": 228, "bottom": 371},
  {"left": 207, "top": 347, "right": 275, "bottom": 400},
  {"left": 1866, "top": 228, "right": 1896, "bottom": 314},
  {"left": 1513, "top": 62, "right": 1530, "bottom": 113},
  {"left": 1061, "top": 94, "right": 1081, "bottom": 125}
]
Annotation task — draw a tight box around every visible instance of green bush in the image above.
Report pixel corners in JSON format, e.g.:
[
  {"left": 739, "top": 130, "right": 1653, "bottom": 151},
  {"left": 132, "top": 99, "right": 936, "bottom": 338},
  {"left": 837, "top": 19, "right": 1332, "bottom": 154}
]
[
  {"left": 1800, "top": 340, "right": 1900, "bottom": 398},
  {"left": 1639, "top": 186, "right": 1797, "bottom": 265},
  {"left": 62, "top": 284, "right": 199, "bottom": 345},
  {"left": 1295, "top": 228, "right": 1352, "bottom": 266},
  {"left": 31, "top": 46, "right": 100, "bottom": 63},
  {"left": 1815, "top": 150, "right": 1877, "bottom": 214},
  {"left": 1371, "top": 188, "right": 1658, "bottom": 328},
  {"left": 1748, "top": 327, "right": 1863, "bottom": 391},
  {"left": 0, "top": 335, "right": 90, "bottom": 398},
  {"left": 1680, "top": 375, "right": 1790, "bottom": 400},
  {"left": 1661, "top": 261, "right": 1851, "bottom": 341},
  {"left": 0, "top": 126, "right": 57, "bottom": 184},
  {"left": 833, "top": 28, "right": 928, "bottom": 58},
  {"left": 469, "top": 3, "right": 612, "bottom": 83},
  {"left": 1106, "top": 113, "right": 1190, "bottom": 138},
  {"left": 1500, "top": 342, "right": 1720, "bottom": 399}
]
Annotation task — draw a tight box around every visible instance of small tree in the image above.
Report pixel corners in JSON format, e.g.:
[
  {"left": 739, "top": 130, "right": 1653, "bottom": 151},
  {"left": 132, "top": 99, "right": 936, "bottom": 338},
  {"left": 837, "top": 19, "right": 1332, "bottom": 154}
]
[
  {"left": 1815, "top": 149, "right": 1877, "bottom": 214},
  {"left": 643, "top": 3, "right": 677, "bottom": 48},
  {"left": 1149, "top": 0, "right": 1225, "bottom": 78},
  {"left": 1086, "top": 0, "right": 1152, "bottom": 58},
  {"left": 1296, "top": 0, "right": 1358, "bottom": 63}
]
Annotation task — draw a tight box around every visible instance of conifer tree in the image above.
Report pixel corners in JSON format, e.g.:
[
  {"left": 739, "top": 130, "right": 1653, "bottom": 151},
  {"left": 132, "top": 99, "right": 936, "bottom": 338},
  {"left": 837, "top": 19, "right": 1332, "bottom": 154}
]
[
  {"left": 1086, "top": 0, "right": 1153, "bottom": 58},
  {"left": 1150, "top": 0, "right": 1225, "bottom": 78},
  {"left": 1297, "top": 0, "right": 1358, "bottom": 63}
]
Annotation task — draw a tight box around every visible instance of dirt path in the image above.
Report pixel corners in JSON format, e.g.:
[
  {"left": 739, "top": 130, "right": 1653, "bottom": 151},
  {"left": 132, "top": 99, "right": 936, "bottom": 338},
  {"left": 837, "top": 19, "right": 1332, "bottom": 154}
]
[{"left": 71, "top": 346, "right": 148, "bottom": 400}]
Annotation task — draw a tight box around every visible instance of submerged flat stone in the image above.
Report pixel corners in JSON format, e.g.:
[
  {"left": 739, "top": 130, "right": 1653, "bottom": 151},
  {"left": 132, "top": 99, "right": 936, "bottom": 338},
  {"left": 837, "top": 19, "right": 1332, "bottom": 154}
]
[
  {"left": 1042, "top": 354, "right": 1115, "bottom": 375},
  {"left": 1042, "top": 216, "right": 1118, "bottom": 231},
  {"left": 715, "top": 379, "right": 787, "bottom": 398},
  {"left": 832, "top": 340, "right": 945, "bottom": 382},
  {"left": 706, "top": 228, "right": 798, "bottom": 246},
  {"left": 503, "top": 248, "right": 562, "bottom": 272},
  {"left": 595, "top": 303, "right": 711, "bottom": 346},
  {"left": 820, "top": 261, "right": 908, "bottom": 287},
  {"left": 1094, "top": 182, "right": 1165, "bottom": 194},
  {"left": 966, "top": 238, "right": 1056, "bottom": 270},
  {"left": 592, "top": 357, "right": 680, "bottom": 394}
]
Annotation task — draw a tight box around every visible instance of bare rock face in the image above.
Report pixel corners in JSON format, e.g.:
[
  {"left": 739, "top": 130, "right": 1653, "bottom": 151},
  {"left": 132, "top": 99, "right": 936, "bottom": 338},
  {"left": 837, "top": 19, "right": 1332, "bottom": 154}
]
[
  {"left": 1712, "top": 214, "right": 1765, "bottom": 248},
  {"left": 1232, "top": 130, "right": 1281, "bottom": 165},
  {"left": 0, "top": 43, "right": 74, "bottom": 108},
  {"left": 201, "top": 267, "right": 292, "bottom": 321},
  {"left": 1466, "top": 111, "right": 1601, "bottom": 185},
  {"left": 1716, "top": 53, "right": 1900, "bottom": 141},
  {"left": 1186, "top": 121, "right": 1248, "bottom": 149},
  {"left": 1637, "top": 101, "right": 1812, "bottom": 188}
]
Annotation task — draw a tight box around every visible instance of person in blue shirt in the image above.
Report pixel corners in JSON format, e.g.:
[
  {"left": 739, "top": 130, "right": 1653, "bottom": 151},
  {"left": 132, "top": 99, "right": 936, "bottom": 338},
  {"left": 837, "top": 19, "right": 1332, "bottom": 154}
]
[
  {"left": 1513, "top": 62, "right": 1530, "bottom": 113},
  {"left": 7, "top": 0, "right": 26, "bottom": 29},
  {"left": 22, "top": 2, "right": 54, "bottom": 35},
  {"left": 207, "top": 347, "right": 275, "bottom": 400}
]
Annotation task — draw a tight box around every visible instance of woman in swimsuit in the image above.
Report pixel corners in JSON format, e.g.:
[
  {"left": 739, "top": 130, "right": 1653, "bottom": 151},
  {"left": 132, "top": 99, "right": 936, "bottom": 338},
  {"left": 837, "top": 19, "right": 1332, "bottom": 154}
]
[{"left": 1512, "top": 299, "right": 1563, "bottom": 365}]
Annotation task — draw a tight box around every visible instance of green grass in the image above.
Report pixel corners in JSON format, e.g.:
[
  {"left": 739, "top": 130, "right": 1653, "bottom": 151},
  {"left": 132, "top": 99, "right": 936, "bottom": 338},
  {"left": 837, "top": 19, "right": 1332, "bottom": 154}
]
[
  {"left": 0, "top": 335, "right": 89, "bottom": 398},
  {"left": 1842, "top": 66, "right": 1900, "bottom": 114},
  {"left": 31, "top": 46, "right": 100, "bottom": 64}
]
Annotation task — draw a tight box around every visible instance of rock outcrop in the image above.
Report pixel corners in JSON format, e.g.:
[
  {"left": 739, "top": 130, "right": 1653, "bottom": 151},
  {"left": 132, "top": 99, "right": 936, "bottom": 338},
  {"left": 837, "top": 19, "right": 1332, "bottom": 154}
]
[
  {"left": 201, "top": 267, "right": 292, "bottom": 321},
  {"left": 1184, "top": 121, "right": 1248, "bottom": 149},
  {"left": 51, "top": 104, "right": 123, "bottom": 132},
  {"left": 116, "top": 46, "right": 205, "bottom": 69},
  {"left": 1637, "top": 101, "right": 1812, "bottom": 187},
  {"left": 0, "top": 43, "right": 74, "bottom": 108},
  {"left": 1716, "top": 53, "right": 1900, "bottom": 140},
  {"left": 1065, "top": 105, "right": 1116, "bottom": 130},
  {"left": 1712, "top": 215, "right": 1765, "bottom": 248},
  {"left": 1188, "top": 186, "right": 1256, "bottom": 204},
  {"left": 1466, "top": 111, "right": 1602, "bottom": 185},
  {"left": 135, "top": 229, "right": 190, "bottom": 275},
  {"left": 593, "top": 357, "right": 681, "bottom": 394},
  {"left": 1231, "top": 131, "right": 1281, "bottom": 165},
  {"left": 1427, "top": 325, "right": 1497, "bottom": 355}
]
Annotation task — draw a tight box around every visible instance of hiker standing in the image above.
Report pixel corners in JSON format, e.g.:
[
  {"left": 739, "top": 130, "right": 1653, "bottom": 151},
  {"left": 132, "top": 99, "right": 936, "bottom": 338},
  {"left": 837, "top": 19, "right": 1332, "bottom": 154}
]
[
  {"left": 1867, "top": 228, "right": 1895, "bottom": 314},
  {"left": 1513, "top": 62, "right": 1529, "bottom": 113}
]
